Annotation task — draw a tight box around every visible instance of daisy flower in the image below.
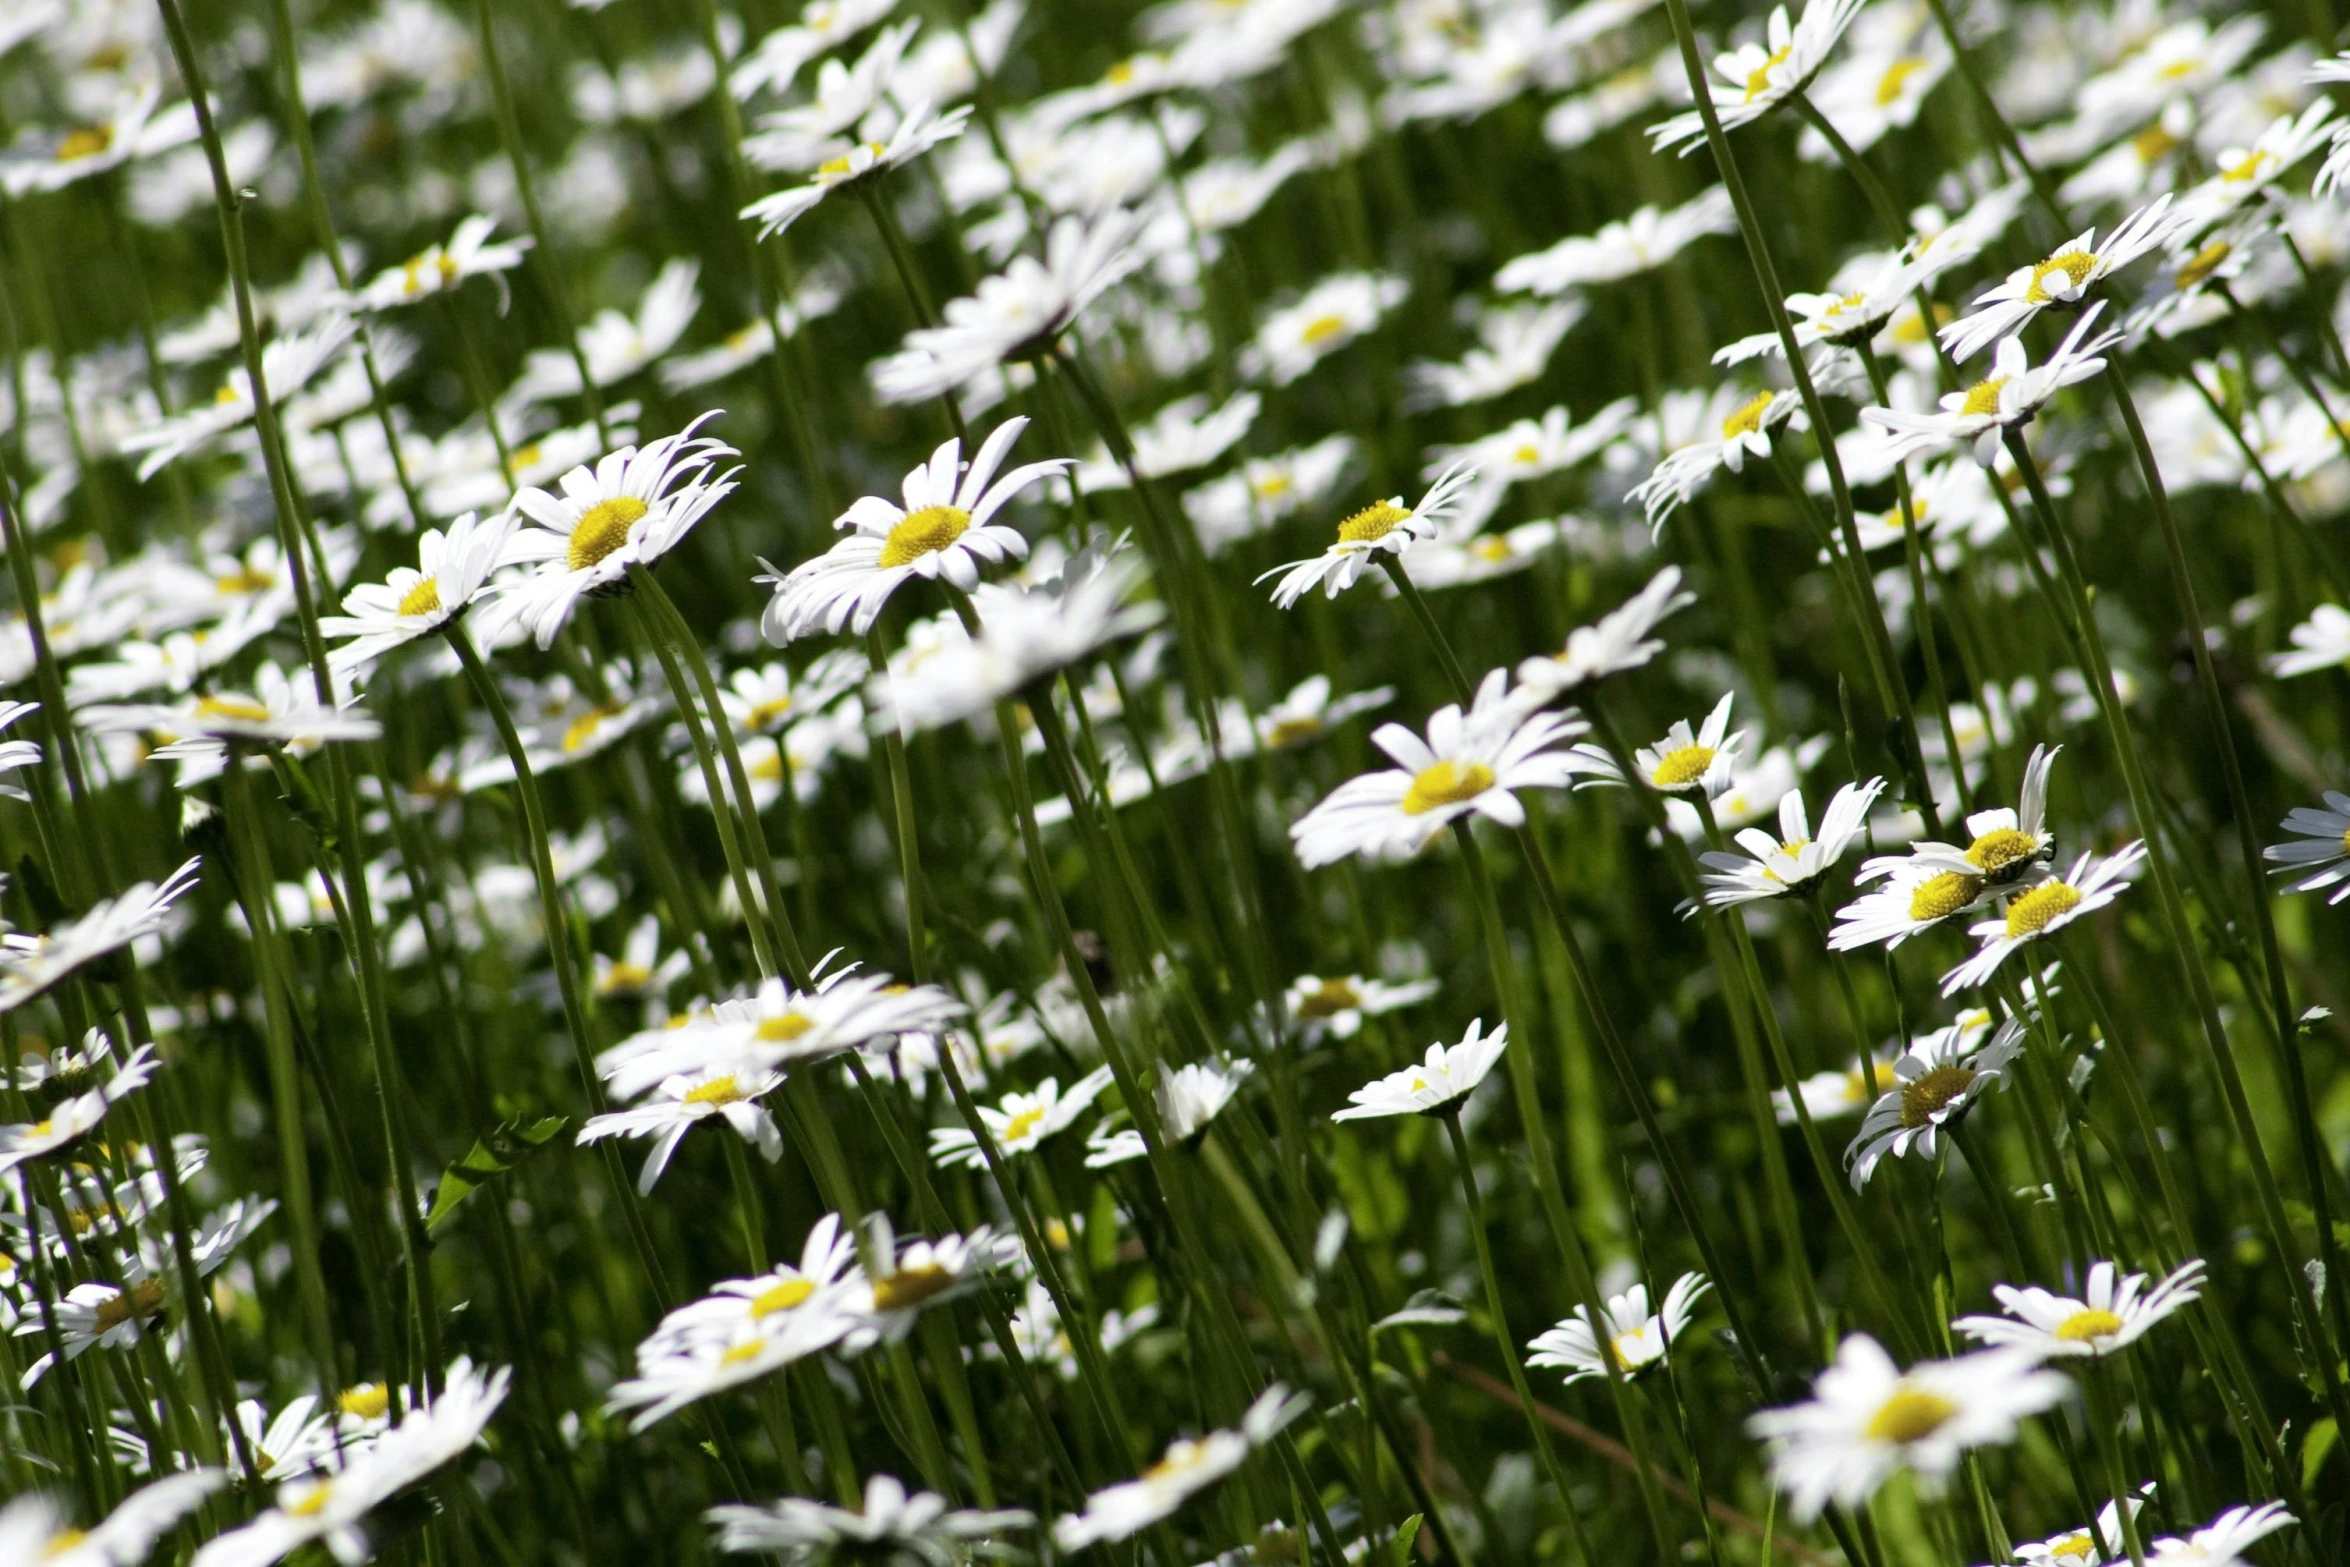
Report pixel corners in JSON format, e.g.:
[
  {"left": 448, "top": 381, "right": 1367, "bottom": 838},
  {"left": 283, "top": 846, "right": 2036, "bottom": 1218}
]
[
  {"left": 740, "top": 100, "right": 973, "bottom": 239},
  {"left": 1402, "top": 301, "right": 1582, "bottom": 411},
  {"left": 1846, "top": 1014, "right": 2020, "bottom": 1187},
  {"left": 1256, "top": 462, "right": 1479, "bottom": 608},
  {"left": 1773, "top": 1051, "right": 1900, "bottom": 1124},
  {"left": 603, "top": 969, "right": 965, "bottom": 1099},
  {"left": 1051, "top": 1385, "right": 1310, "bottom": 1550},
  {"left": 1635, "top": 693, "right": 1746, "bottom": 801},
  {"left": 119, "top": 313, "right": 356, "bottom": 479},
  {"left": 853, "top": 1214, "right": 1011, "bottom": 1346},
  {"left": 0, "top": 83, "right": 197, "bottom": 196},
  {"left": 0, "top": 860, "right": 202, "bottom": 1016},
  {"left": 1526, "top": 1273, "right": 1710, "bottom": 1384},
  {"left": 1699, "top": 777, "right": 1886, "bottom": 905},
  {"left": 1290, "top": 668, "right": 1599, "bottom": 867},
  {"left": 761, "top": 417, "right": 1065, "bottom": 641},
  {"left": 1940, "top": 198, "right": 2194, "bottom": 361},
  {"left": 1494, "top": 188, "right": 1735, "bottom": 295},
  {"left": 485, "top": 412, "right": 739, "bottom": 647},
  {"left": 2178, "top": 100, "right": 2336, "bottom": 226},
  {"left": 1245, "top": 272, "right": 1409, "bottom": 386},
  {"left": 0, "top": 1471, "right": 225, "bottom": 1567},
  {"left": 1863, "top": 743, "right": 2061, "bottom": 890},
  {"left": 1183, "top": 434, "right": 1359, "bottom": 556},
  {"left": 2144, "top": 1502, "right": 2295, "bottom": 1565},
  {"left": 2265, "top": 791, "right": 2350, "bottom": 904},
  {"left": 1243, "top": 675, "right": 1394, "bottom": 753},
  {"left": 708, "top": 1473, "right": 1033, "bottom": 1564},
  {"left": 1954, "top": 1258, "right": 2206, "bottom": 1359},
  {"left": 578, "top": 1066, "right": 785, "bottom": 1194},
  {"left": 2013, "top": 1491, "right": 2154, "bottom": 1566},
  {"left": 1282, "top": 971, "right": 1440, "bottom": 1040},
  {"left": 1627, "top": 386, "right": 1803, "bottom": 529},
  {"left": 351, "top": 214, "right": 532, "bottom": 311},
  {"left": 510, "top": 259, "right": 702, "bottom": 401},
  {"left": 1330, "top": 1019, "right": 1508, "bottom": 1121},
  {"left": 1749, "top": 1334, "right": 2065, "bottom": 1519},
  {"left": 927, "top": 1065, "right": 1116, "bottom": 1170},
  {"left": 1865, "top": 303, "right": 2121, "bottom": 467},
  {"left": 322, "top": 510, "right": 516, "bottom": 679},
  {"left": 868, "top": 209, "right": 1145, "bottom": 407},
  {"left": 1515, "top": 566, "right": 1697, "bottom": 699},
  {"left": 2268, "top": 604, "right": 2350, "bottom": 676},
  {"left": 1829, "top": 858, "right": 1993, "bottom": 950},
  {"left": 0, "top": 700, "right": 42, "bottom": 800},
  {"left": 1941, "top": 842, "right": 2146, "bottom": 996},
  {"left": 1156, "top": 1057, "right": 1254, "bottom": 1143},
  {"left": 1648, "top": 0, "right": 1871, "bottom": 155},
  {"left": 0, "top": 1044, "right": 159, "bottom": 1174}
]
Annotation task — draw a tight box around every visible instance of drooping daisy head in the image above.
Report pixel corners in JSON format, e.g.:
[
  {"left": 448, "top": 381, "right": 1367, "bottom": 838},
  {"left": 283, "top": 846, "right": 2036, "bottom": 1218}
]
[
  {"left": 1954, "top": 1258, "right": 2206, "bottom": 1360},
  {"left": 1256, "top": 462, "right": 1480, "bottom": 609},
  {"left": 1846, "top": 1012, "right": 2019, "bottom": 1187},
  {"left": 1330, "top": 1019, "right": 1508, "bottom": 1121}
]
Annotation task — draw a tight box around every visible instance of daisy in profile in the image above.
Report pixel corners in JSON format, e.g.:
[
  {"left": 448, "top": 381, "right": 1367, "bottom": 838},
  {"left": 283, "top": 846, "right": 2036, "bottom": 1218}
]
[
  {"left": 0, "top": 700, "right": 39, "bottom": 800},
  {"left": 1330, "top": 1020, "right": 1508, "bottom": 1121},
  {"left": 2269, "top": 604, "right": 2350, "bottom": 677},
  {"left": 486, "top": 412, "right": 739, "bottom": 648},
  {"left": 708, "top": 1473, "right": 1033, "bottom": 1563},
  {"left": 1954, "top": 1258, "right": 2206, "bottom": 1360},
  {"left": 1256, "top": 462, "right": 1479, "bottom": 608},
  {"left": 1866, "top": 744, "right": 2060, "bottom": 890},
  {"left": 2014, "top": 1491, "right": 2154, "bottom": 1566},
  {"left": 1246, "top": 272, "right": 1409, "bottom": 386},
  {"left": 1699, "top": 777, "right": 1885, "bottom": 906},
  {"left": 852, "top": 1214, "right": 1012, "bottom": 1346},
  {"left": 1648, "top": 0, "right": 1871, "bottom": 154},
  {"left": 1243, "top": 675, "right": 1394, "bottom": 753},
  {"left": 0, "top": 83, "right": 196, "bottom": 196},
  {"left": 578, "top": 1066, "right": 785, "bottom": 1194},
  {"left": 1628, "top": 386, "right": 1803, "bottom": 529},
  {"left": 119, "top": 313, "right": 356, "bottom": 479},
  {"left": 1749, "top": 1334, "right": 2065, "bottom": 1519},
  {"left": 1773, "top": 1051, "right": 1900, "bottom": 1123},
  {"left": 1940, "top": 842, "right": 2145, "bottom": 996},
  {"left": 322, "top": 510, "right": 516, "bottom": 679},
  {"left": 1527, "top": 1273, "right": 1710, "bottom": 1384},
  {"left": 1516, "top": 567, "right": 1697, "bottom": 698},
  {"left": 1052, "top": 1386, "right": 1309, "bottom": 1550},
  {"left": 1864, "top": 303, "right": 2121, "bottom": 468},
  {"left": 2144, "top": 1502, "right": 2295, "bottom": 1565},
  {"left": 352, "top": 214, "right": 532, "bottom": 311},
  {"left": 740, "top": 100, "right": 972, "bottom": 239},
  {"left": 1494, "top": 188, "right": 1735, "bottom": 296},
  {"left": 1829, "top": 858, "right": 1991, "bottom": 950},
  {"left": 0, "top": 1044, "right": 158, "bottom": 1174},
  {"left": 1156, "top": 1057, "right": 1254, "bottom": 1143},
  {"left": 0, "top": 1470, "right": 224, "bottom": 1567},
  {"left": 0, "top": 860, "right": 203, "bottom": 1016},
  {"left": 761, "top": 417, "right": 1066, "bottom": 642},
  {"left": 1635, "top": 694, "right": 1745, "bottom": 801},
  {"left": 1290, "top": 669, "right": 1599, "bottom": 867},
  {"left": 1846, "top": 1013, "right": 2019, "bottom": 1188},
  {"left": 927, "top": 1065, "right": 1116, "bottom": 1170},
  {"left": 1940, "top": 197, "right": 2196, "bottom": 361},
  {"left": 1282, "top": 971, "right": 1440, "bottom": 1041},
  {"left": 2265, "top": 791, "right": 2350, "bottom": 904}
]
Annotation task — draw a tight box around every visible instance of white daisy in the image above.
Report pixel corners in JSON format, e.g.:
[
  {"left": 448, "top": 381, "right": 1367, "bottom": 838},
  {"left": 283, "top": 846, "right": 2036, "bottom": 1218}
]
[
  {"left": 1699, "top": 777, "right": 1886, "bottom": 905},
  {"left": 1627, "top": 386, "right": 1804, "bottom": 529},
  {"left": 1864, "top": 303, "right": 2121, "bottom": 467},
  {"left": 1245, "top": 272, "right": 1410, "bottom": 387},
  {"left": 0, "top": 1044, "right": 159, "bottom": 1173},
  {"left": 1526, "top": 1273, "right": 1710, "bottom": 1384},
  {"left": 740, "top": 100, "right": 972, "bottom": 239},
  {"left": 510, "top": 259, "right": 702, "bottom": 401},
  {"left": 2145, "top": 1502, "right": 2295, "bottom": 1565},
  {"left": 1331, "top": 1019, "right": 1508, "bottom": 1121},
  {"left": 708, "top": 1473, "right": 1033, "bottom": 1563},
  {"left": 1051, "top": 1385, "right": 1310, "bottom": 1550},
  {"left": 1634, "top": 693, "right": 1746, "bottom": 800},
  {"left": 853, "top": 1214, "right": 1012, "bottom": 1346},
  {"left": 0, "top": 700, "right": 44, "bottom": 801},
  {"left": 1862, "top": 743, "right": 2061, "bottom": 889},
  {"left": 1648, "top": 0, "right": 1872, "bottom": 154},
  {"left": 1242, "top": 675, "right": 1394, "bottom": 754},
  {"left": 1514, "top": 566, "right": 1697, "bottom": 699},
  {"left": 351, "top": 214, "right": 531, "bottom": 311},
  {"left": 1940, "top": 843, "right": 2145, "bottom": 996},
  {"left": 1954, "top": 1258, "right": 2206, "bottom": 1359},
  {"left": 322, "top": 510, "right": 516, "bottom": 679},
  {"left": 1846, "top": 1014, "right": 2020, "bottom": 1187},
  {"left": 927, "top": 1065, "right": 1116, "bottom": 1170},
  {"left": 1256, "top": 462, "right": 1479, "bottom": 608},
  {"left": 1939, "top": 197, "right": 2195, "bottom": 361},
  {"left": 1773, "top": 1051, "right": 1900, "bottom": 1124},
  {"left": 2268, "top": 604, "right": 2350, "bottom": 677},
  {"left": 2265, "top": 791, "right": 2350, "bottom": 904},
  {"left": 2012, "top": 1491, "right": 2153, "bottom": 1566},
  {"left": 1156, "top": 1057, "right": 1253, "bottom": 1143},
  {"left": 1282, "top": 971, "right": 1440, "bottom": 1041},
  {"left": 0, "top": 860, "right": 202, "bottom": 1016},
  {"left": 578, "top": 1067, "right": 785, "bottom": 1194},
  {"left": 1494, "top": 188, "right": 1735, "bottom": 295},
  {"left": 0, "top": 1470, "right": 225, "bottom": 1567}
]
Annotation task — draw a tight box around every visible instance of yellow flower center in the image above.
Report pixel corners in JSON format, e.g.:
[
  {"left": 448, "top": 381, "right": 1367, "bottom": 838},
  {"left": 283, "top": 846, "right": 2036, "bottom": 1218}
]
[
  {"left": 1251, "top": 472, "right": 1293, "bottom": 499},
  {"left": 1512, "top": 443, "right": 1541, "bottom": 465},
  {"left": 756, "top": 1011, "right": 815, "bottom": 1043},
  {"left": 2132, "top": 122, "right": 2181, "bottom": 163},
  {"left": 1959, "top": 376, "right": 2009, "bottom": 418},
  {"left": 1299, "top": 313, "right": 1348, "bottom": 345},
  {"left": 1875, "top": 55, "right": 1926, "bottom": 104},
  {"left": 93, "top": 1278, "right": 166, "bottom": 1331},
  {"left": 286, "top": 1480, "right": 334, "bottom": 1517},
  {"left": 1650, "top": 744, "right": 1715, "bottom": 789},
  {"left": 752, "top": 1277, "right": 816, "bottom": 1316},
  {"left": 1899, "top": 1063, "right": 1977, "bottom": 1129},
  {"left": 1145, "top": 1439, "right": 1216, "bottom": 1480},
  {"left": 1265, "top": 716, "right": 1323, "bottom": 748},
  {"left": 1743, "top": 44, "right": 1793, "bottom": 100},
  {"left": 397, "top": 577, "right": 444, "bottom": 619},
  {"left": 43, "top": 1528, "right": 88, "bottom": 1556},
  {"left": 1610, "top": 1331, "right": 1645, "bottom": 1369},
  {"left": 871, "top": 1262, "right": 956, "bottom": 1312},
  {"left": 2025, "top": 250, "right": 2099, "bottom": 304},
  {"left": 2054, "top": 1307, "right": 2125, "bottom": 1342},
  {"left": 1471, "top": 536, "right": 1512, "bottom": 562},
  {"left": 600, "top": 960, "right": 652, "bottom": 994},
  {"left": 1106, "top": 58, "right": 1139, "bottom": 84},
  {"left": 2004, "top": 880, "right": 2082, "bottom": 938},
  {"left": 720, "top": 1339, "right": 767, "bottom": 1365},
  {"left": 57, "top": 126, "right": 113, "bottom": 162},
  {"left": 1336, "top": 501, "right": 1412, "bottom": 544},
  {"left": 751, "top": 750, "right": 786, "bottom": 783},
  {"left": 214, "top": 384, "right": 245, "bottom": 405},
  {"left": 1002, "top": 1105, "right": 1049, "bottom": 1143},
  {"left": 879, "top": 504, "right": 973, "bottom": 568},
  {"left": 567, "top": 495, "right": 649, "bottom": 572},
  {"left": 745, "top": 696, "right": 793, "bottom": 729},
  {"left": 1965, "top": 827, "right": 2039, "bottom": 874},
  {"left": 2176, "top": 240, "right": 2231, "bottom": 288},
  {"left": 1911, "top": 873, "right": 1983, "bottom": 928},
  {"left": 684, "top": 1074, "right": 744, "bottom": 1106},
  {"left": 1720, "top": 390, "right": 1776, "bottom": 440},
  {"left": 1865, "top": 1385, "right": 1960, "bottom": 1444},
  {"left": 216, "top": 566, "right": 277, "bottom": 594},
  {"left": 506, "top": 442, "right": 545, "bottom": 477},
  {"left": 2050, "top": 1532, "right": 2096, "bottom": 1559},
  {"left": 1402, "top": 759, "right": 1495, "bottom": 815},
  {"left": 1297, "top": 978, "right": 1361, "bottom": 1019},
  {"left": 562, "top": 702, "right": 623, "bottom": 753},
  {"left": 196, "top": 694, "right": 272, "bottom": 723},
  {"left": 339, "top": 1383, "right": 391, "bottom": 1420}
]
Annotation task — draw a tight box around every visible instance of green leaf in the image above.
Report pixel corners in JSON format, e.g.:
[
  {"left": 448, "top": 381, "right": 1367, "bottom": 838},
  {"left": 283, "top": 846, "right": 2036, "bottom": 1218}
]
[
  {"left": 2304, "top": 1417, "right": 2339, "bottom": 1493},
  {"left": 1388, "top": 1515, "right": 1423, "bottom": 1567},
  {"left": 425, "top": 1115, "right": 568, "bottom": 1235}
]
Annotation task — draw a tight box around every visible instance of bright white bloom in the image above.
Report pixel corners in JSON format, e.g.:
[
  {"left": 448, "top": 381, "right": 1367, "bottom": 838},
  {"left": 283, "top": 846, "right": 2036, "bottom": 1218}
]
[
  {"left": 0, "top": 860, "right": 202, "bottom": 1015},
  {"left": 1649, "top": 0, "right": 1871, "bottom": 154},
  {"left": 1051, "top": 1385, "right": 1310, "bottom": 1550},
  {"left": 322, "top": 510, "right": 516, "bottom": 679},
  {"left": 1283, "top": 971, "right": 1440, "bottom": 1040},
  {"left": 1635, "top": 693, "right": 1745, "bottom": 800},
  {"left": 1246, "top": 272, "right": 1409, "bottom": 386},
  {"left": 352, "top": 215, "right": 531, "bottom": 310},
  {"left": 602, "top": 968, "right": 965, "bottom": 1098},
  {"left": 1863, "top": 743, "right": 2060, "bottom": 890},
  {"left": 1331, "top": 1020, "right": 1508, "bottom": 1121},
  {"left": 2011, "top": 1492, "right": 2153, "bottom": 1566},
  {"left": 1401, "top": 301, "right": 1582, "bottom": 410},
  {"left": 854, "top": 1214, "right": 1012, "bottom": 1345},
  {"left": 1940, "top": 197, "right": 2194, "bottom": 360},
  {"left": 1865, "top": 303, "right": 2120, "bottom": 467},
  {"left": 1954, "top": 1259, "right": 2206, "bottom": 1359},
  {"left": 740, "top": 101, "right": 972, "bottom": 239},
  {"left": 1182, "top": 435, "right": 1358, "bottom": 555},
  {"left": 1750, "top": 1335, "right": 2066, "bottom": 1519},
  {"left": 0, "top": 1470, "right": 225, "bottom": 1567},
  {"left": 1830, "top": 858, "right": 1993, "bottom": 950},
  {"left": 486, "top": 413, "right": 739, "bottom": 648},
  {"left": 1526, "top": 1273, "right": 1710, "bottom": 1383},
  {"left": 928, "top": 1066, "right": 1116, "bottom": 1169},
  {"left": 511, "top": 259, "right": 702, "bottom": 400},
  {"left": 1516, "top": 567, "right": 1696, "bottom": 698},
  {"left": 1847, "top": 1014, "right": 2019, "bottom": 1186},
  {"left": 119, "top": 314, "right": 356, "bottom": 478},
  {"left": 1495, "top": 188, "right": 1734, "bottom": 294},
  {"left": 1774, "top": 1052, "right": 1900, "bottom": 1124},
  {"left": 2266, "top": 791, "right": 2350, "bottom": 904},
  {"left": 1698, "top": 777, "right": 1885, "bottom": 905},
  {"left": 1941, "top": 842, "right": 2146, "bottom": 996},
  {"left": 1, "top": 84, "right": 197, "bottom": 195},
  {"left": 1072, "top": 391, "right": 1259, "bottom": 491},
  {"left": 762, "top": 417, "right": 1064, "bottom": 641},
  {"left": 0, "top": 1045, "right": 158, "bottom": 1173},
  {"left": 2268, "top": 604, "right": 2350, "bottom": 677},
  {"left": 579, "top": 1067, "right": 785, "bottom": 1193},
  {"left": 1156, "top": 1057, "right": 1253, "bottom": 1143},
  {"left": 708, "top": 1473, "right": 1033, "bottom": 1563},
  {"left": 2144, "top": 1502, "right": 2295, "bottom": 1565},
  {"left": 0, "top": 700, "right": 39, "bottom": 801},
  {"left": 1257, "top": 463, "right": 1479, "bottom": 608},
  {"left": 1628, "top": 386, "right": 1803, "bottom": 528},
  {"left": 1290, "top": 669, "right": 1599, "bottom": 867},
  {"left": 1242, "top": 675, "right": 1393, "bottom": 754}
]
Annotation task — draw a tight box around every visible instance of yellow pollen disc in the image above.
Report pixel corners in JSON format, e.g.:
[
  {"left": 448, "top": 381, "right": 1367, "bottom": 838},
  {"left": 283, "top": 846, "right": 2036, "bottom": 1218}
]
[
  {"left": 817, "top": 152, "right": 857, "bottom": 178},
  {"left": 1251, "top": 472, "right": 1293, "bottom": 499},
  {"left": 1265, "top": 716, "right": 1323, "bottom": 749},
  {"left": 684, "top": 1075, "right": 743, "bottom": 1106},
  {"left": 1297, "top": 978, "right": 1361, "bottom": 1019},
  {"left": 1865, "top": 1385, "right": 1960, "bottom": 1444},
  {"left": 2003, "top": 880, "right": 2082, "bottom": 938},
  {"left": 44, "top": 1528, "right": 89, "bottom": 1555},
  {"left": 1002, "top": 1105, "right": 1049, "bottom": 1142},
  {"left": 1146, "top": 1439, "right": 1213, "bottom": 1480},
  {"left": 94, "top": 1278, "right": 166, "bottom": 1331},
  {"left": 2176, "top": 241, "right": 2231, "bottom": 288},
  {"left": 562, "top": 703, "right": 622, "bottom": 753},
  {"left": 437, "top": 253, "right": 460, "bottom": 285},
  {"left": 1471, "top": 536, "right": 1512, "bottom": 562},
  {"left": 287, "top": 1482, "right": 334, "bottom": 1518},
  {"left": 1299, "top": 313, "right": 1348, "bottom": 345},
  {"left": 1720, "top": 390, "right": 1776, "bottom": 440},
  {"left": 2156, "top": 57, "right": 2196, "bottom": 79},
  {"left": 879, "top": 504, "right": 973, "bottom": 568},
  {"left": 1407, "top": 1074, "right": 1430, "bottom": 1093},
  {"left": 1900, "top": 1063, "right": 1977, "bottom": 1128},
  {"left": 756, "top": 1012, "right": 814, "bottom": 1043},
  {"left": 1512, "top": 443, "right": 1541, "bottom": 465},
  {"left": 2132, "top": 123, "right": 2181, "bottom": 162},
  {"left": 2050, "top": 1534, "right": 2096, "bottom": 1560},
  {"left": 1402, "top": 759, "right": 1495, "bottom": 815},
  {"left": 1965, "top": 827, "right": 2039, "bottom": 874},
  {"left": 401, "top": 255, "right": 430, "bottom": 295},
  {"left": 31, "top": 1118, "right": 54, "bottom": 1138},
  {"left": 1743, "top": 44, "right": 1792, "bottom": 100},
  {"left": 1650, "top": 744, "right": 1715, "bottom": 789},
  {"left": 1336, "top": 501, "right": 1411, "bottom": 544},
  {"left": 397, "top": 577, "right": 444, "bottom": 618},
  {"left": 57, "top": 126, "right": 113, "bottom": 161},
  {"left": 752, "top": 1277, "right": 816, "bottom": 1316},
  {"left": 1908, "top": 870, "right": 1983, "bottom": 921},
  {"left": 196, "top": 694, "right": 272, "bottom": 723},
  {"left": 746, "top": 696, "right": 793, "bottom": 728},
  {"left": 720, "top": 1339, "right": 766, "bottom": 1365},
  {"left": 339, "top": 1383, "right": 391, "bottom": 1420},
  {"left": 214, "top": 384, "right": 243, "bottom": 405},
  {"left": 567, "top": 495, "right": 649, "bottom": 572},
  {"left": 2054, "top": 1306, "right": 2125, "bottom": 1342},
  {"left": 1959, "top": 376, "right": 2009, "bottom": 418},
  {"left": 1106, "top": 58, "right": 1138, "bottom": 84},
  {"left": 1875, "top": 55, "right": 1925, "bottom": 104},
  {"left": 871, "top": 1262, "right": 955, "bottom": 1312},
  {"left": 1610, "top": 1332, "right": 1644, "bottom": 1368},
  {"left": 2025, "top": 250, "right": 2099, "bottom": 304},
  {"left": 751, "top": 751, "right": 784, "bottom": 782},
  {"left": 600, "top": 961, "right": 652, "bottom": 994},
  {"left": 217, "top": 565, "right": 276, "bottom": 595},
  {"left": 1044, "top": 1218, "right": 1073, "bottom": 1248},
  {"left": 506, "top": 442, "right": 544, "bottom": 476}
]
